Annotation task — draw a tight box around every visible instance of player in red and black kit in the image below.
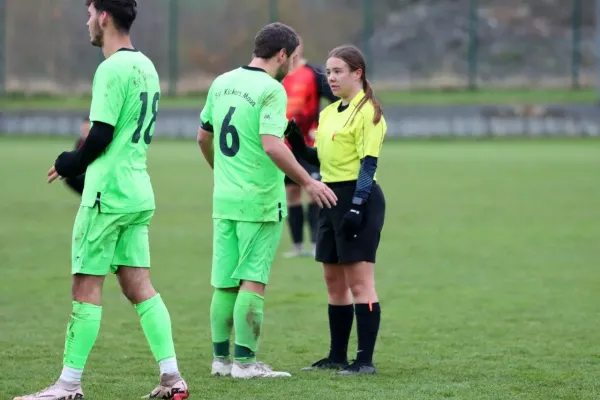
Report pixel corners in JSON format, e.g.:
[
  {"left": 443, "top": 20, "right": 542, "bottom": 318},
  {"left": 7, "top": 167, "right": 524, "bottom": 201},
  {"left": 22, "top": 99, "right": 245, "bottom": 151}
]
[
  {"left": 64, "top": 117, "right": 90, "bottom": 195},
  {"left": 282, "top": 39, "right": 337, "bottom": 258}
]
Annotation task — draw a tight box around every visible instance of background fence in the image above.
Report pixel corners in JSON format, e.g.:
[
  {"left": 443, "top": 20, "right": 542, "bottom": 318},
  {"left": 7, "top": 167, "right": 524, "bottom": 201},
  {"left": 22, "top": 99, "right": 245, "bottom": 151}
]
[{"left": 0, "top": 0, "right": 595, "bottom": 96}]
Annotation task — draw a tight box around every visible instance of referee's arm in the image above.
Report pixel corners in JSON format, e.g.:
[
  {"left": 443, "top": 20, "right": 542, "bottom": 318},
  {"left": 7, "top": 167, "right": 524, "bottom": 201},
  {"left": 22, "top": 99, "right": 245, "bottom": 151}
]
[{"left": 353, "top": 116, "right": 386, "bottom": 203}]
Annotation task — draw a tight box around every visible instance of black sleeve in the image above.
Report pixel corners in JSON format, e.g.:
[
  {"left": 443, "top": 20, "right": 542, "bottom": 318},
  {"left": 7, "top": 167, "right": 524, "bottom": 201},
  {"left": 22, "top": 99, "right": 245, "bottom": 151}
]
[
  {"left": 200, "top": 120, "right": 214, "bottom": 133},
  {"left": 285, "top": 119, "right": 320, "bottom": 167},
  {"left": 55, "top": 121, "right": 114, "bottom": 178},
  {"left": 65, "top": 175, "right": 85, "bottom": 195},
  {"left": 353, "top": 156, "right": 378, "bottom": 202},
  {"left": 302, "top": 147, "right": 320, "bottom": 167}
]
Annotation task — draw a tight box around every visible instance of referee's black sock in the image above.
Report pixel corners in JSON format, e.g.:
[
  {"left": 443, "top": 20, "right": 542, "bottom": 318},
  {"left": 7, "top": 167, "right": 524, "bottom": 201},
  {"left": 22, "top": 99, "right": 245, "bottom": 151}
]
[
  {"left": 327, "top": 304, "right": 354, "bottom": 363},
  {"left": 287, "top": 205, "right": 304, "bottom": 245},
  {"left": 355, "top": 302, "right": 381, "bottom": 365},
  {"left": 307, "top": 203, "right": 319, "bottom": 244}
]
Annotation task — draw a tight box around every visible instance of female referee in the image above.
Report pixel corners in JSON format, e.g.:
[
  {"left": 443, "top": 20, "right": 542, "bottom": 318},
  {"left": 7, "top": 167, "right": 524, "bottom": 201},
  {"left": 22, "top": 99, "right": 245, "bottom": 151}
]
[{"left": 285, "top": 44, "right": 386, "bottom": 376}]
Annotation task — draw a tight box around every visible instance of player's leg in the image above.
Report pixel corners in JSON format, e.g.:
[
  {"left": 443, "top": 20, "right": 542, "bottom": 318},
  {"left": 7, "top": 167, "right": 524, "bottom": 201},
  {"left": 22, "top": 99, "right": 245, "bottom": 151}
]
[
  {"left": 14, "top": 206, "right": 116, "bottom": 400},
  {"left": 230, "top": 221, "right": 290, "bottom": 378},
  {"left": 303, "top": 160, "right": 321, "bottom": 255},
  {"left": 112, "top": 211, "right": 188, "bottom": 399},
  {"left": 283, "top": 176, "right": 305, "bottom": 258},
  {"left": 334, "top": 184, "right": 386, "bottom": 376},
  {"left": 209, "top": 218, "right": 241, "bottom": 376},
  {"left": 302, "top": 209, "right": 353, "bottom": 372}
]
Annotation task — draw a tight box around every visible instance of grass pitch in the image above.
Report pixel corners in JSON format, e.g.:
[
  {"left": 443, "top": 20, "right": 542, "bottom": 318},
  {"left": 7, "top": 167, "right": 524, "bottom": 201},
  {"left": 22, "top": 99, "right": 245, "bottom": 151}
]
[{"left": 1, "top": 137, "right": 599, "bottom": 399}]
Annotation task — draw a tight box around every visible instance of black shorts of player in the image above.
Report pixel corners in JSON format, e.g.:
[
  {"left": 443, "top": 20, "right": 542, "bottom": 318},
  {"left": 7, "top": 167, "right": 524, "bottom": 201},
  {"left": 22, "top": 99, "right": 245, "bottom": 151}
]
[
  {"left": 284, "top": 156, "right": 321, "bottom": 185},
  {"left": 315, "top": 180, "right": 386, "bottom": 264}
]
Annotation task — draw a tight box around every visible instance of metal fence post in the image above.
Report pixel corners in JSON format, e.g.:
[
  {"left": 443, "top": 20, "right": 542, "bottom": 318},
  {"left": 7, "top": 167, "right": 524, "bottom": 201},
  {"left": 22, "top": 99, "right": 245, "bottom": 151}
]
[
  {"left": 0, "top": 0, "right": 5, "bottom": 96},
  {"left": 269, "top": 0, "right": 278, "bottom": 22},
  {"left": 597, "top": 0, "right": 600, "bottom": 102},
  {"left": 572, "top": 0, "right": 581, "bottom": 90},
  {"left": 168, "top": 0, "right": 179, "bottom": 96},
  {"left": 363, "top": 0, "right": 374, "bottom": 79},
  {"left": 467, "top": 0, "right": 478, "bottom": 91}
]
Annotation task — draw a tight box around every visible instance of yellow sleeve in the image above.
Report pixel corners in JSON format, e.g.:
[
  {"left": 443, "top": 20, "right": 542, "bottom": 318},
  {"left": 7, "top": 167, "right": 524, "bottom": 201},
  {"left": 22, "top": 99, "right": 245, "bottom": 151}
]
[{"left": 355, "top": 109, "right": 386, "bottom": 159}]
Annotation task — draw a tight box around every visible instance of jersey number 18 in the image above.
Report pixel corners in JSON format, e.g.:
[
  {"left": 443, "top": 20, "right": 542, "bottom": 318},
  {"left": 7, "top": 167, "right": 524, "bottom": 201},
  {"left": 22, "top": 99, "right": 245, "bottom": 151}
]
[{"left": 132, "top": 91, "right": 160, "bottom": 145}]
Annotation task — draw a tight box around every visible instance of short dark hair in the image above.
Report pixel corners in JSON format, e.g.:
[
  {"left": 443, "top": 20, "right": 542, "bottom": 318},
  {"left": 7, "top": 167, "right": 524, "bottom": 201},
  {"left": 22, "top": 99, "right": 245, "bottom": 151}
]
[
  {"left": 86, "top": 0, "right": 137, "bottom": 33},
  {"left": 253, "top": 22, "right": 299, "bottom": 59}
]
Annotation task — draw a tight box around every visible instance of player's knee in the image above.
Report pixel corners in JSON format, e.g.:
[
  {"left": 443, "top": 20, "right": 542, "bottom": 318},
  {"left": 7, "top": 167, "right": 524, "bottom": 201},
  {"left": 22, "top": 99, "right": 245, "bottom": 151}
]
[
  {"left": 240, "top": 280, "right": 265, "bottom": 296},
  {"left": 347, "top": 269, "right": 376, "bottom": 300},
  {"left": 72, "top": 274, "right": 105, "bottom": 305},
  {"left": 117, "top": 267, "right": 157, "bottom": 304},
  {"left": 348, "top": 279, "right": 369, "bottom": 299},
  {"left": 323, "top": 267, "right": 348, "bottom": 295}
]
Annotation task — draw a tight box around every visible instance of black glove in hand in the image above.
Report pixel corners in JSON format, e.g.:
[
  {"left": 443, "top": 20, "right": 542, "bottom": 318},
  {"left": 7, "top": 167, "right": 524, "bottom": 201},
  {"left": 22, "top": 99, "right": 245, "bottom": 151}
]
[
  {"left": 55, "top": 150, "right": 82, "bottom": 178},
  {"left": 340, "top": 203, "right": 365, "bottom": 240},
  {"left": 284, "top": 119, "right": 306, "bottom": 154}
]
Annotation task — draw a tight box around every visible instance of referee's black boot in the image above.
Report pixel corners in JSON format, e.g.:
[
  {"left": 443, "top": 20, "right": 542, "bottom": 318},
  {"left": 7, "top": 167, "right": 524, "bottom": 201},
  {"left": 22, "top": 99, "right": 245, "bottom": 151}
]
[
  {"left": 334, "top": 360, "right": 376, "bottom": 376},
  {"left": 301, "top": 357, "right": 349, "bottom": 371}
]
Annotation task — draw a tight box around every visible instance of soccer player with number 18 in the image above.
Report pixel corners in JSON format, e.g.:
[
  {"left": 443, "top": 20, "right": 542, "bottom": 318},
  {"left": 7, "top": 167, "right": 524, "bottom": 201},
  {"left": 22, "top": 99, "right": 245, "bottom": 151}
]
[{"left": 14, "top": 1, "right": 189, "bottom": 399}]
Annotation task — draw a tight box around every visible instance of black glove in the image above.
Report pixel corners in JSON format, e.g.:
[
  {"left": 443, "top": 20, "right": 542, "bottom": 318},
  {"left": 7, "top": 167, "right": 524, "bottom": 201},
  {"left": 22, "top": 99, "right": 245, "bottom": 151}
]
[
  {"left": 340, "top": 202, "right": 366, "bottom": 240},
  {"left": 284, "top": 119, "right": 306, "bottom": 154},
  {"left": 55, "top": 150, "right": 82, "bottom": 178}
]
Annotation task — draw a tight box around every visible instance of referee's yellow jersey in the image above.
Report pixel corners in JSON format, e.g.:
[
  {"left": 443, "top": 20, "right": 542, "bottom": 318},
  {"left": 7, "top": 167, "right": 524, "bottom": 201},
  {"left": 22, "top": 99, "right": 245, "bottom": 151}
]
[{"left": 314, "top": 90, "right": 387, "bottom": 183}]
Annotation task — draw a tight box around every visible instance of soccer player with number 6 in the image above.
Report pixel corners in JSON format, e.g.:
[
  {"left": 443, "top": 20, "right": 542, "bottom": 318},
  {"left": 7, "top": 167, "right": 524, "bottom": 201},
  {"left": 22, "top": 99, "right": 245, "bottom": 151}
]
[
  {"left": 14, "top": 1, "right": 189, "bottom": 399},
  {"left": 197, "top": 22, "right": 338, "bottom": 379}
]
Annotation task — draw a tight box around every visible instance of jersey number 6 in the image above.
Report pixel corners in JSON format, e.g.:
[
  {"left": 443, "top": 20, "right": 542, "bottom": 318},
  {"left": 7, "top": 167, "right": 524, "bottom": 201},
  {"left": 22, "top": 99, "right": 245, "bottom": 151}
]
[
  {"left": 132, "top": 91, "right": 160, "bottom": 145},
  {"left": 219, "top": 106, "right": 240, "bottom": 157}
]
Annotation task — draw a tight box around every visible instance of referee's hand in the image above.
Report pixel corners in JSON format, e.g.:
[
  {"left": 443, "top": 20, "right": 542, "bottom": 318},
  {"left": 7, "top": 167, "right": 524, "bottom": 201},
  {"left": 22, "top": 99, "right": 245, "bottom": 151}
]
[
  {"left": 303, "top": 179, "right": 337, "bottom": 209},
  {"left": 340, "top": 205, "right": 365, "bottom": 240}
]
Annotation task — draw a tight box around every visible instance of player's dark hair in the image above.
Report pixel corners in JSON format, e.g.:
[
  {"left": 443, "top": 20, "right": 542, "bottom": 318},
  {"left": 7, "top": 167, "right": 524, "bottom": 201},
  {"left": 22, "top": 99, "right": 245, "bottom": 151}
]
[
  {"left": 85, "top": 0, "right": 137, "bottom": 33},
  {"left": 253, "top": 22, "right": 299, "bottom": 59},
  {"left": 329, "top": 45, "right": 383, "bottom": 125}
]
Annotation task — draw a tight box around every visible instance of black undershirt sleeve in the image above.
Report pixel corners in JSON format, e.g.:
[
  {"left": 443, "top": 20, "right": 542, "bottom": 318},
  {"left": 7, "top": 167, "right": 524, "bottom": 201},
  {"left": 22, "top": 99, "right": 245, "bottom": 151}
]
[{"left": 55, "top": 121, "right": 115, "bottom": 178}]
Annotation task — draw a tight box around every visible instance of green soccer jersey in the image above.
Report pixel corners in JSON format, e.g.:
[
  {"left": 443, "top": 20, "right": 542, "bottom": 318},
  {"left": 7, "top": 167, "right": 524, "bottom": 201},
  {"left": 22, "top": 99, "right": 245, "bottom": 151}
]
[
  {"left": 200, "top": 66, "right": 289, "bottom": 222},
  {"left": 81, "top": 49, "right": 160, "bottom": 213}
]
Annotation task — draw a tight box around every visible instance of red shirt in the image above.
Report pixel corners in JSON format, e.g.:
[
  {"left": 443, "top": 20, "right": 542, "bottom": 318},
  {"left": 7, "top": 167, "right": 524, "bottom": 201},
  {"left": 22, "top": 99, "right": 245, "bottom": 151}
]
[{"left": 282, "top": 64, "right": 321, "bottom": 148}]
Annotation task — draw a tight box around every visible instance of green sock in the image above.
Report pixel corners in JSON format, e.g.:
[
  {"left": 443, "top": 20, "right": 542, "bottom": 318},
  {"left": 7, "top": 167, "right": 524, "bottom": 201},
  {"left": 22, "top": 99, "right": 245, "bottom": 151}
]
[
  {"left": 135, "top": 294, "right": 176, "bottom": 362},
  {"left": 63, "top": 301, "right": 102, "bottom": 370},
  {"left": 210, "top": 289, "right": 238, "bottom": 358},
  {"left": 233, "top": 290, "right": 264, "bottom": 363}
]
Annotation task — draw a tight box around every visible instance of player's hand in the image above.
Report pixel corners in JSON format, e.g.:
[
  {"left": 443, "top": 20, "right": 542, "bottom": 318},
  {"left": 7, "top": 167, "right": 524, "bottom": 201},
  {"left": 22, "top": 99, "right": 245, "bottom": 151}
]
[
  {"left": 284, "top": 119, "right": 306, "bottom": 154},
  {"left": 340, "top": 204, "right": 365, "bottom": 240},
  {"left": 47, "top": 166, "right": 62, "bottom": 183},
  {"left": 303, "top": 179, "right": 337, "bottom": 209}
]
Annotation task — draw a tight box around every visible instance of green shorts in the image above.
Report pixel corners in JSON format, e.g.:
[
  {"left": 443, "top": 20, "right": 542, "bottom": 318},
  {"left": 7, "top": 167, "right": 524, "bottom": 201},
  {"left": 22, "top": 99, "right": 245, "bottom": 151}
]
[
  {"left": 71, "top": 206, "right": 154, "bottom": 276},
  {"left": 212, "top": 218, "right": 284, "bottom": 289}
]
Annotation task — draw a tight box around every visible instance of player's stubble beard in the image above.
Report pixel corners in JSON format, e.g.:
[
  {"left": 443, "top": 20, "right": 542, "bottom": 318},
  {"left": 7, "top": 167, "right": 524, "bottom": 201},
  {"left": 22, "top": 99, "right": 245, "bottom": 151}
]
[
  {"left": 90, "top": 19, "right": 104, "bottom": 47},
  {"left": 275, "top": 59, "right": 291, "bottom": 82}
]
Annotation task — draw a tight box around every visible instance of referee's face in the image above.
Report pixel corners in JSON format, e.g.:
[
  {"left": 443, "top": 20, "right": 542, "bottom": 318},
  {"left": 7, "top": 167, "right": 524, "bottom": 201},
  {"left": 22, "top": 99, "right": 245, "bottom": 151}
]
[{"left": 326, "top": 57, "right": 360, "bottom": 99}]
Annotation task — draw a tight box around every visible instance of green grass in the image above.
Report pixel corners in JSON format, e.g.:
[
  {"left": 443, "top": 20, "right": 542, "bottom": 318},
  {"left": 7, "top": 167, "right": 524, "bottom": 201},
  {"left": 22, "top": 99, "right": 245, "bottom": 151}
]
[
  {"left": 1, "top": 137, "right": 600, "bottom": 399},
  {"left": 0, "top": 88, "right": 595, "bottom": 110}
]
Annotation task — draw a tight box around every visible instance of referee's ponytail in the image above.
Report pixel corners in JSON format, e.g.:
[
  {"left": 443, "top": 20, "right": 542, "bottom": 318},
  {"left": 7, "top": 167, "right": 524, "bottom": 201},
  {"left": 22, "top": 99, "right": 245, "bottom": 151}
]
[{"left": 328, "top": 45, "right": 383, "bottom": 125}]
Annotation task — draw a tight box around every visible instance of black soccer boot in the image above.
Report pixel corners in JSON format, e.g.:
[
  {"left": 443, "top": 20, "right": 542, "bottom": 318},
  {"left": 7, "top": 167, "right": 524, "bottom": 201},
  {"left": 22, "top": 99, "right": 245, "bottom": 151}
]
[
  {"left": 301, "top": 357, "right": 349, "bottom": 371},
  {"left": 334, "top": 360, "right": 377, "bottom": 376}
]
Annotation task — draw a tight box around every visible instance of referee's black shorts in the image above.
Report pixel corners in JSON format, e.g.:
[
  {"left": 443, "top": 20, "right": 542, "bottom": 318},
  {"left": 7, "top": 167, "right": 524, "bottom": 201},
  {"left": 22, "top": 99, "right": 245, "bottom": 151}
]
[{"left": 315, "top": 180, "right": 386, "bottom": 264}]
